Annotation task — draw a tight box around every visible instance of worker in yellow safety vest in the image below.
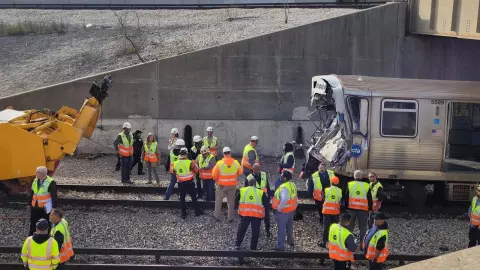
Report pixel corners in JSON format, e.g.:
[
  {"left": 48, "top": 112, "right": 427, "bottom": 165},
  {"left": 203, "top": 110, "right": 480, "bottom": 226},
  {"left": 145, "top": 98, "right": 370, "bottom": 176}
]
[
  {"left": 246, "top": 164, "right": 271, "bottom": 238},
  {"left": 362, "top": 212, "right": 390, "bottom": 270},
  {"left": 274, "top": 142, "right": 296, "bottom": 190},
  {"left": 49, "top": 209, "right": 74, "bottom": 269},
  {"left": 328, "top": 213, "right": 357, "bottom": 270},
  {"left": 21, "top": 218, "right": 60, "bottom": 270},
  {"left": 173, "top": 148, "right": 203, "bottom": 219},
  {"left": 345, "top": 170, "right": 373, "bottom": 244},
  {"left": 143, "top": 133, "right": 160, "bottom": 184},
  {"left": 164, "top": 139, "right": 186, "bottom": 200},
  {"left": 114, "top": 122, "right": 134, "bottom": 183},
  {"left": 319, "top": 176, "right": 342, "bottom": 248},
  {"left": 190, "top": 135, "right": 204, "bottom": 199},
  {"left": 235, "top": 178, "right": 266, "bottom": 250},
  {"left": 197, "top": 146, "right": 216, "bottom": 202},
  {"left": 468, "top": 184, "right": 480, "bottom": 247},
  {"left": 212, "top": 147, "right": 243, "bottom": 222},
  {"left": 203, "top": 126, "right": 218, "bottom": 160},
  {"left": 241, "top": 136, "right": 260, "bottom": 184},
  {"left": 306, "top": 163, "right": 335, "bottom": 218},
  {"left": 29, "top": 166, "right": 58, "bottom": 236},
  {"left": 272, "top": 171, "right": 298, "bottom": 251},
  {"left": 368, "top": 172, "right": 386, "bottom": 228}
]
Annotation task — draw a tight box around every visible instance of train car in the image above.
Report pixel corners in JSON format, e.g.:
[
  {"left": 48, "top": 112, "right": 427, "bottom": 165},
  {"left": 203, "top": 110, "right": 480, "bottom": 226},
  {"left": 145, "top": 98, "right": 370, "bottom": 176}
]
[{"left": 306, "top": 75, "right": 480, "bottom": 208}]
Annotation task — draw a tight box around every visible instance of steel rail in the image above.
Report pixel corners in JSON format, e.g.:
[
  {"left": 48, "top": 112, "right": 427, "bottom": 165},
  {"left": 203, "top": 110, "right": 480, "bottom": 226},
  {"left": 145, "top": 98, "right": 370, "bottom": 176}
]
[
  {"left": 0, "top": 2, "right": 394, "bottom": 10},
  {"left": 0, "top": 264, "right": 332, "bottom": 270},
  {"left": 0, "top": 246, "right": 435, "bottom": 263}
]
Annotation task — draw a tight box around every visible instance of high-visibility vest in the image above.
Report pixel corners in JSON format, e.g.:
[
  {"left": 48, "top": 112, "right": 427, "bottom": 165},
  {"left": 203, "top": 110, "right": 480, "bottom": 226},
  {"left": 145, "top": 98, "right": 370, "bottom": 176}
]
[
  {"left": 328, "top": 224, "right": 354, "bottom": 262},
  {"left": 470, "top": 196, "right": 480, "bottom": 226},
  {"left": 241, "top": 144, "right": 259, "bottom": 170},
  {"left": 348, "top": 180, "right": 370, "bottom": 211},
  {"left": 312, "top": 171, "right": 324, "bottom": 201},
  {"left": 327, "top": 170, "right": 335, "bottom": 183},
  {"left": 202, "top": 136, "right": 218, "bottom": 157},
  {"left": 246, "top": 172, "right": 268, "bottom": 194},
  {"left": 143, "top": 142, "right": 158, "bottom": 163},
  {"left": 31, "top": 176, "right": 53, "bottom": 208},
  {"left": 272, "top": 182, "right": 298, "bottom": 213},
  {"left": 174, "top": 159, "right": 194, "bottom": 182},
  {"left": 216, "top": 159, "right": 241, "bottom": 186},
  {"left": 363, "top": 228, "right": 389, "bottom": 263},
  {"left": 169, "top": 151, "right": 179, "bottom": 173},
  {"left": 323, "top": 186, "right": 342, "bottom": 215},
  {"left": 50, "top": 219, "right": 74, "bottom": 263},
  {"left": 198, "top": 154, "right": 215, "bottom": 180},
  {"left": 21, "top": 236, "right": 60, "bottom": 270},
  {"left": 118, "top": 132, "right": 133, "bottom": 157},
  {"left": 370, "top": 181, "right": 383, "bottom": 211},
  {"left": 238, "top": 186, "right": 265, "bottom": 218},
  {"left": 280, "top": 152, "right": 295, "bottom": 174}
]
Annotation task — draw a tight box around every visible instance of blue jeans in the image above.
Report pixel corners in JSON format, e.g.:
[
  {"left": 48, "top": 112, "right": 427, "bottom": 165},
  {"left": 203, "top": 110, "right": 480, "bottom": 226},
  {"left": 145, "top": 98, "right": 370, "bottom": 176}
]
[
  {"left": 121, "top": 156, "right": 132, "bottom": 182},
  {"left": 164, "top": 173, "right": 177, "bottom": 199},
  {"left": 275, "top": 211, "right": 294, "bottom": 249},
  {"left": 202, "top": 179, "right": 215, "bottom": 201}
]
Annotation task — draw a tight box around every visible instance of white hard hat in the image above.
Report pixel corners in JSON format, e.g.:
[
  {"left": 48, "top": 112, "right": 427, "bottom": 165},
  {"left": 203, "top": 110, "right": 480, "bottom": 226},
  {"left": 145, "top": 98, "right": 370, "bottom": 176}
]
[
  {"left": 175, "top": 139, "right": 185, "bottom": 146},
  {"left": 193, "top": 135, "right": 202, "bottom": 143},
  {"left": 171, "top": 128, "right": 178, "bottom": 134},
  {"left": 123, "top": 122, "right": 132, "bottom": 129},
  {"left": 250, "top": 136, "right": 259, "bottom": 141},
  {"left": 223, "top": 147, "right": 231, "bottom": 153},
  {"left": 179, "top": 147, "right": 188, "bottom": 155},
  {"left": 206, "top": 127, "right": 214, "bottom": 132}
]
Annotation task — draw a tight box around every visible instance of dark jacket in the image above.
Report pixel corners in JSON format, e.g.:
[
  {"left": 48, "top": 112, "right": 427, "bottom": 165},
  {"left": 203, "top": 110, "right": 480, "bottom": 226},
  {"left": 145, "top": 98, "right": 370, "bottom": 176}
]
[
  {"left": 32, "top": 233, "right": 51, "bottom": 245},
  {"left": 344, "top": 234, "right": 357, "bottom": 252},
  {"left": 372, "top": 182, "right": 386, "bottom": 202},
  {"left": 344, "top": 179, "right": 373, "bottom": 211},
  {"left": 30, "top": 179, "right": 57, "bottom": 209},
  {"left": 188, "top": 142, "right": 203, "bottom": 160},
  {"left": 132, "top": 135, "right": 144, "bottom": 156}
]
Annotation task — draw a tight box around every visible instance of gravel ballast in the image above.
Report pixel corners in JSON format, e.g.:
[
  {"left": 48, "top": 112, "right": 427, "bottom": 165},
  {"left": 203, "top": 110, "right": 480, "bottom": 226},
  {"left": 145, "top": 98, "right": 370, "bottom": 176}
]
[
  {"left": 0, "top": 205, "right": 470, "bottom": 269},
  {"left": 0, "top": 8, "right": 357, "bottom": 96},
  {"left": 53, "top": 155, "right": 309, "bottom": 191}
]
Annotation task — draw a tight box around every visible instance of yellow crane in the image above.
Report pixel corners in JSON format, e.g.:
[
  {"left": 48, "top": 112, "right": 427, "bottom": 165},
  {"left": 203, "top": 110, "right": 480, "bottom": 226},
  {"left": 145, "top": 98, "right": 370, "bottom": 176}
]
[{"left": 0, "top": 75, "right": 112, "bottom": 194}]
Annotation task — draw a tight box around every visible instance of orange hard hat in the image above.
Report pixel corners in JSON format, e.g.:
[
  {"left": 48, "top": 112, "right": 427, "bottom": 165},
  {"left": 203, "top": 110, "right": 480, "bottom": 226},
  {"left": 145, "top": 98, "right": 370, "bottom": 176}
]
[{"left": 331, "top": 176, "right": 340, "bottom": 185}]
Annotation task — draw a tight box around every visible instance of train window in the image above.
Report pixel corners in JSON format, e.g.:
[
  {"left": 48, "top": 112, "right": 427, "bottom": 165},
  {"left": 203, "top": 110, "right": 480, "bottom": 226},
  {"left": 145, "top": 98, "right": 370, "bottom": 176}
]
[
  {"left": 381, "top": 99, "right": 418, "bottom": 137},
  {"left": 348, "top": 96, "right": 368, "bottom": 136}
]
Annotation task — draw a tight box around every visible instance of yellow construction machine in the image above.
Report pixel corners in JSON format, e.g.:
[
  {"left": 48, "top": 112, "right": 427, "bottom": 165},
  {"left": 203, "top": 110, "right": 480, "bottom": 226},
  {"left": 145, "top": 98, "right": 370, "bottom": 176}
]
[{"left": 0, "top": 75, "right": 112, "bottom": 195}]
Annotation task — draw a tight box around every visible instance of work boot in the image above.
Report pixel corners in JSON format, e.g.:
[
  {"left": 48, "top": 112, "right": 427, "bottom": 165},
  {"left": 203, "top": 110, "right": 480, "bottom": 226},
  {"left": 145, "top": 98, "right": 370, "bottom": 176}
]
[
  {"left": 318, "top": 242, "right": 326, "bottom": 248},
  {"left": 181, "top": 213, "right": 187, "bottom": 220},
  {"left": 266, "top": 231, "right": 271, "bottom": 239},
  {"left": 195, "top": 210, "right": 204, "bottom": 216},
  {"left": 156, "top": 180, "right": 160, "bottom": 185},
  {"left": 147, "top": 181, "right": 152, "bottom": 184},
  {"left": 138, "top": 171, "right": 146, "bottom": 175},
  {"left": 115, "top": 167, "right": 120, "bottom": 171}
]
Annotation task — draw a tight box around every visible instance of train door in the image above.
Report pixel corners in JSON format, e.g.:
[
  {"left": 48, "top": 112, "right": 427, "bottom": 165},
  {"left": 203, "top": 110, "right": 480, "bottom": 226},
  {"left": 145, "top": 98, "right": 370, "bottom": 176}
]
[
  {"left": 344, "top": 96, "right": 369, "bottom": 172},
  {"left": 444, "top": 102, "right": 480, "bottom": 172}
]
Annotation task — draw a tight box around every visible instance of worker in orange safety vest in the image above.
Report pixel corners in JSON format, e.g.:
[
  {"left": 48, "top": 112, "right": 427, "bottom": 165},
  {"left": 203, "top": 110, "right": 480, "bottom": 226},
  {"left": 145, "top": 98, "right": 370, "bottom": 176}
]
[
  {"left": 29, "top": 166, "right": 58, "bottom": 236},
  {"left": 272, "top": 171, "right": 298, "bottom": 251},
  {"left": 212, "top": 147, "right": 243, "bottom": 222},
  {"left": 328, "top": 213, "right": 357, "bottom": 270},
  {"left": 49, "top": 209, "right": 74, "bottom": 270},
  {"left": 114, "top": 122, "right": 134, "bottom": 183},
  {"left": 362, "top": 212, "right": 389, "bottom": 270},
  {"left": 319, "top": 176, "right": 342, "bottom": 248},
  {"left": 235, "top": 177, "right": 266, "bottom": 250}
]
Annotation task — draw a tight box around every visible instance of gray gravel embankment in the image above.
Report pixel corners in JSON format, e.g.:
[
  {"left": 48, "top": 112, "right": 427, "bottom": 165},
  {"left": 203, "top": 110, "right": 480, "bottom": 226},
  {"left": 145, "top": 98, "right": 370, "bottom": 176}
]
[
  {"left": 0, "top": 8, "right": 357, "bottom": 96},
  {"left": 53, "top": 155, "right": 309, "bottom": 191},
  {"left": 0, "top": 205, "right": 470, "bottom": 269}
]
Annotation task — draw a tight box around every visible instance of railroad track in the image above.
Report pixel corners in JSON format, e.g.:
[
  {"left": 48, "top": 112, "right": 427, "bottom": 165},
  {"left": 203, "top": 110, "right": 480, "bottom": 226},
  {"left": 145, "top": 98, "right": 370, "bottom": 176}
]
[
  {"left": 0, "top": 246, "right": 435, "bottom": 268},
  {"left": 0, "top": 1, "right": 399, "bottom": 10}
]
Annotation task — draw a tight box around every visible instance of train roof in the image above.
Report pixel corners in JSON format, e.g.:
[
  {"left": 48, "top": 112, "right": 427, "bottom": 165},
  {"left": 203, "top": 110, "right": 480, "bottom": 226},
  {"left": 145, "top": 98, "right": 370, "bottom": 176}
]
[{"left": 337, "top": 75, "right": 480, "bottom": 100}]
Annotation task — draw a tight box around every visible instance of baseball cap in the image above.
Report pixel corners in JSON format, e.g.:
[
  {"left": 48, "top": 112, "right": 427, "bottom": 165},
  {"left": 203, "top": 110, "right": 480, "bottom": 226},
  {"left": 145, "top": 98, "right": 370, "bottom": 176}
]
[{"left": 36, "top": 218, "right": 49, "bottom": 230}]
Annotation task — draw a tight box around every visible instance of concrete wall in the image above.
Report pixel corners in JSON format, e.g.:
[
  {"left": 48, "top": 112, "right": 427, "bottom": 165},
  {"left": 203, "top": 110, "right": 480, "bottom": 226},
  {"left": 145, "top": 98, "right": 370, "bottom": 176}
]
[
  {"left": 1, "top": 2, "right": 480, "bottom": 156},
  {"left": 80, "top": 119, "right": 315, "bottom": 156}
]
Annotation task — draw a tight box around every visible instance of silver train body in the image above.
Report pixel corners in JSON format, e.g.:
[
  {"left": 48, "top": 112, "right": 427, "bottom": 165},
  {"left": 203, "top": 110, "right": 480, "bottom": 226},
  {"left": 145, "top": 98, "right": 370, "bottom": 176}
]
[{"left": 308, "top": 75, "right": 480, "bottom": 202}]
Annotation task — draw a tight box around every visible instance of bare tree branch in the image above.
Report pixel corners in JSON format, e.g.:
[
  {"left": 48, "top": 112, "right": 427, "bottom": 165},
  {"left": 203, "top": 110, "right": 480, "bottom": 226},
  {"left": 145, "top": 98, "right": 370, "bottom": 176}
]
[{"left": 112, "top": 11, "right": 145, "bottom": 63}]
